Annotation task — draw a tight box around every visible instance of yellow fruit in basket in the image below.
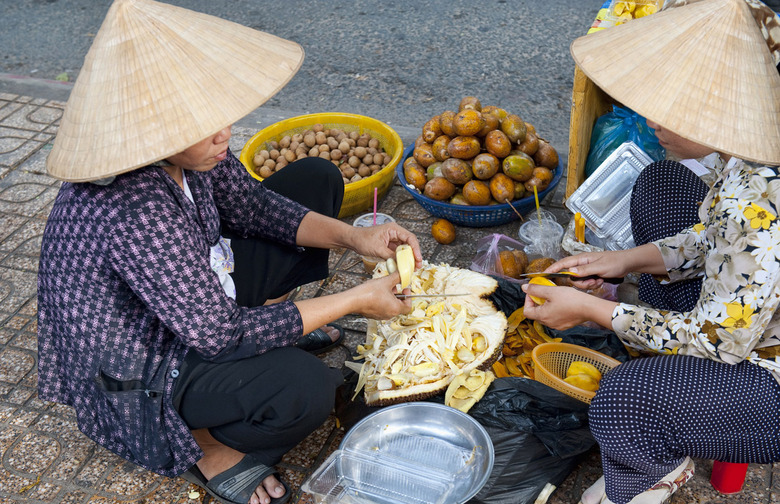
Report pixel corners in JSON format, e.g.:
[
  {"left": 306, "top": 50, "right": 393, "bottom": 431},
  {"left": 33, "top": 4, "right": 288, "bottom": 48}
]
[
  {"left": 472, "top": 153, "right": 500, "bottom": 180},
  {"left": 413, "top": 143, "right": 437, "bottom": 168},
  {"left": 439, "top": 110, "right": 457, "bottom": 137},
  {"left": 566, "top": 361, "right": 602, "bottom": 382},
  {"left": 441, "top": 157, "right": 473, "bottom": 185},
  {"left": 528, "top": 277, "right": 555, "bottom": 305},
  {"left": 564, "top": 373, "right": 600, "bottom": 392},
  {"left": 502, "top": 153, "right": 535, "bottom": 182},
  {"left": 424, "top": 177, "right": 457, "bottom": 201},
  {"left": 453, "top": 109, "right": 485, "bottom": 136},
  {"left": 485, "top": 129, "right": 512, "bottom": 158},
  {"left": 403, "top": 159, "right": 427, "bottom": 191},
  {"left": 459, "top": 96, "right": 482, "bottom": 112},
  {"left": 517, "top": 132, "right": 540, "bottom": 156},
  {"left": 501, "top": 114, "right": 527, "bottom": 143},
  {"left": 478, "top": 113, "right": 500, "bottom": 137},
  {"left": 448, "top": 136, "right": 482, "bottom": 160},
  {"left": 431, "top": 134, "right": 452, "bottom": 162},
  {"left": 489, "top": 173, "right": 516, "bottom": 204},
  {"left": 462, "top": 180, "right": 492, "bottom": 206},
  {"left": 422, "top": 116, "right": 442, "bottom": 143},
  {"left": 534, "top": 141, "right": 559, "bottom": 169}
]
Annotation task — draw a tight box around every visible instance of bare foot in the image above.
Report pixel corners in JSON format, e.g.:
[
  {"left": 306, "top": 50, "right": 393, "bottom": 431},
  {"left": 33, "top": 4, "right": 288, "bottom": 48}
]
[
  {"left": 191, "top": 429, "right": 286, "bottom": 504},
  {"left": 319, "top": 324, "right": 341, "bottom": 343}
]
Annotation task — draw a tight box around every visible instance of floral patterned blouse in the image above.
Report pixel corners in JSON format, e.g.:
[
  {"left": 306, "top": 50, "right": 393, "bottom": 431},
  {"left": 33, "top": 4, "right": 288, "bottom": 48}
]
[{"left": 612, "top": 158, "right": 780, "bottom": 383}]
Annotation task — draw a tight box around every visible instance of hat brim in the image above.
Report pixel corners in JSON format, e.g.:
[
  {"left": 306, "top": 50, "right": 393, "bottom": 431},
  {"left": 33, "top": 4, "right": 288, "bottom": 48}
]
[
  {"left": 571, "top": 0, "right": 780, "bottom": 165},
  {"left": 47, "top": 0, "right": 304, "bottom": 182}
]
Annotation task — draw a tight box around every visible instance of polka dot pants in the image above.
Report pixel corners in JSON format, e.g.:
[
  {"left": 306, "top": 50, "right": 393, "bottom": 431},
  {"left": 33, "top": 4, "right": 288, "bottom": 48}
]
[
  {"left": 630, "top": 160, "right": 708, "bottom": 311},
  {"left": 590, "top": 355, "right": 780, "bottom": 504}
]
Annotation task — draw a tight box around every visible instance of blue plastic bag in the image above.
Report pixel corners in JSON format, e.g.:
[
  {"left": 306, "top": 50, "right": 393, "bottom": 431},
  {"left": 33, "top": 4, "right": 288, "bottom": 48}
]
[{"left": 584, "top": 105, "right": 665, "bottom": 178}]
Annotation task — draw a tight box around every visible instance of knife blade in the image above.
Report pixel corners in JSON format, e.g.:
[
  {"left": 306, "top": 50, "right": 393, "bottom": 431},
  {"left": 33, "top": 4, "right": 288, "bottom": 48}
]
[
  {"left": 519, "top": 271, "right": 623, "bottom": 284},
  {"left": 394, "top": 293, "right": 473, "bottom": 299}
]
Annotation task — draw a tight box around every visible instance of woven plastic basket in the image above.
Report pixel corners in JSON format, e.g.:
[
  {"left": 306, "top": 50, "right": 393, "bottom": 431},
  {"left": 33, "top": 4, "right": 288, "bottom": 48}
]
[
  {"left": 532, "top": 342, "right": 621, "bottom": 404},
  {"left": 397, "top": 145, "right": 563, "bottom": 227},
  {"left": 239, "top": 113, "right": 403, "bottom": 219}
]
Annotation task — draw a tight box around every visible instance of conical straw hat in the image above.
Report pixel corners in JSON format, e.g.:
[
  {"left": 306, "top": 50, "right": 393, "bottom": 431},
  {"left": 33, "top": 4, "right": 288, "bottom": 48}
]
[
  {"left": 47, "top": 0, "right": 304, "bottom": 182},
  {"left": 571, "top": 0, "right": 780, "bottom": 165}
]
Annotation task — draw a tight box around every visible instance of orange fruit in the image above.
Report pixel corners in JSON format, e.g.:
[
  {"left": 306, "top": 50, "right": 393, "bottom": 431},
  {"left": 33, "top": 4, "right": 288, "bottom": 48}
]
[
  {"left": 498, "top": 250, "right": 521, "bottom": 278},
  {"left": 462, "top": 180, "right": 492, "bottom": 206},
  {"left": 431, "top": 218, "right": 457, "bottom": 244}
]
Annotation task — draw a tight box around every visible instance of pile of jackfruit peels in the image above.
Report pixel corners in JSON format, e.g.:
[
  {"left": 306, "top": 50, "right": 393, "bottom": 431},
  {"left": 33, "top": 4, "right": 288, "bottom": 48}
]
[{"left": 492, "top": 307, "right": 562, "bottom": 380}]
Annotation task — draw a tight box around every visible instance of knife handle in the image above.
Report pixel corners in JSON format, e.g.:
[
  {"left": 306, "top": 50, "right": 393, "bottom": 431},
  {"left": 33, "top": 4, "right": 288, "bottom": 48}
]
[{"left": 576, "top": 275, "right": 623, "bottom": 284}]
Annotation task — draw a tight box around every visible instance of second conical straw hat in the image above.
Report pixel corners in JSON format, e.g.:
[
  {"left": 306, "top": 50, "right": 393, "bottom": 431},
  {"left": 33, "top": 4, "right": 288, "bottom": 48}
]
[
  {"left": 47, "top": 0, "right": 304, "bottom": 182},
  {"left": 571, "top": 0, "right": 780, "bottom": 165}
]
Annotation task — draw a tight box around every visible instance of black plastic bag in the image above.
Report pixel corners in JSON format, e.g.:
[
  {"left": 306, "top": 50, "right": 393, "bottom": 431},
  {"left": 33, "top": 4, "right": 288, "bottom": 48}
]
[{"left": 467, "top": 378, "right": 594, "bottom": 504}]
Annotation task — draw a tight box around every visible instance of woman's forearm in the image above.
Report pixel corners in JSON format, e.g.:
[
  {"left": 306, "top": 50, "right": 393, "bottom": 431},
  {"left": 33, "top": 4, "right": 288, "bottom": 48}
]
[
  {"left": 295, "top": 211, "right": 356, "bottom": 250},
  {"left": 624, "top": 243, "right": 668, "bottom": 276}
]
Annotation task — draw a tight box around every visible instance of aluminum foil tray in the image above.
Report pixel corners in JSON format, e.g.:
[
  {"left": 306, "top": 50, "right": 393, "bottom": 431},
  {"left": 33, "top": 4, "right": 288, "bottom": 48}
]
[{"left": 565, "top": 141, "right": 653, "bottom": 251}]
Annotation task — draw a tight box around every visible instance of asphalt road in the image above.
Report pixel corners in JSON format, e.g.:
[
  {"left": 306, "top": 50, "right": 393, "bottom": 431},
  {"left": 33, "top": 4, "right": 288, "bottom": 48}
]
[{"left": 3, "top": 0, "right": 606, "bottom": 153}]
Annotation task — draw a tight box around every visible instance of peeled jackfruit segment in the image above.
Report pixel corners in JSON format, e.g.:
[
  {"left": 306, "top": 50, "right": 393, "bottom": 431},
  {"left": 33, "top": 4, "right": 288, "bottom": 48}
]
[
  {"left": 563, "top": 373, "right": 600, "bottom": 392},
  {"left": 634, "top": 4, "right": 657, "bottom": 18},
  {"left": 409, "top": 361, "right": 438, "bottom": 378},
  {"left": 445, "top": 369, "right": 495, "bottom": 412},
  {"left": 396, "top": 244, "right": 415, "bottom": 289},
  {"left": 528, "top": 277, "right": 555, "bottom": 305},
  {"left": 566, "top": 360, "right": 602, "bottom": 381},
  {"left": 613, "top": 1, "right": 635, "bottom": 15}
]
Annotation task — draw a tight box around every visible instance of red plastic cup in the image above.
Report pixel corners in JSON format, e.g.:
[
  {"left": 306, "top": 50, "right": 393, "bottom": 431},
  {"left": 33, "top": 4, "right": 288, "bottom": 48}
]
[{"left": 710, "top": 461, "right": 748, "bottom": 494}]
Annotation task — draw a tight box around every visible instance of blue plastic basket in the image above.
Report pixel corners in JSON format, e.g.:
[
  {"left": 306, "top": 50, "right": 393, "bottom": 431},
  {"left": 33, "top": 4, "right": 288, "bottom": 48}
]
[{"left": 397, "top": 144, "right": 563, "bottom": 227}]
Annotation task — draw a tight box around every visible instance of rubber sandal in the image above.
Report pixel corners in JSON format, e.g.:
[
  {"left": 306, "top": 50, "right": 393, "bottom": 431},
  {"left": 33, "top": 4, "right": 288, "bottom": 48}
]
[
  {"left": 295, "top": 323, "right": 345, "bottom": 355},
  {"left": 181, "top": 454, "right": 290, "bottom": 504},
  {"left": 578, "top": 457, "right": 694, "bottom": 504}
]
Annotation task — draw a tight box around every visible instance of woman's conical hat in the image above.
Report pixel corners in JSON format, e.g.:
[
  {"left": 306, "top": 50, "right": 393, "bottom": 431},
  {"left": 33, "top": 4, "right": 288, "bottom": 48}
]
[
  {"left": 47, "top": 0, "right": 304, "bottom": 181},
  {"left": 571, "top": 0, "right": 780, "bottom": 165}
]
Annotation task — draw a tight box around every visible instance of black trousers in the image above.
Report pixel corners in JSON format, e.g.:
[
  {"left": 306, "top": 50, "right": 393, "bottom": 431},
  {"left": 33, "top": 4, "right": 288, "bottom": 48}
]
[
  {"left": 172, "top": 157, "right": 345, "bottom": 466},
  {"left": 629, "top": 160, "right": 708, "bottom": 311},
  {"left": 227, "top": 156, "right": 345, "bottom": 305}
]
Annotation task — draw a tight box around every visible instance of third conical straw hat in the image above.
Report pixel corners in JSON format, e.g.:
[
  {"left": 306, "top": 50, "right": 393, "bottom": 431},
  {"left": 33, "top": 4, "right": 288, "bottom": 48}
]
[
  {"left": 46, "top": 0, "right": 304, "bottom": 182},
  {"left": 571, "top": 0, "right": 780, "bottom": 165}
]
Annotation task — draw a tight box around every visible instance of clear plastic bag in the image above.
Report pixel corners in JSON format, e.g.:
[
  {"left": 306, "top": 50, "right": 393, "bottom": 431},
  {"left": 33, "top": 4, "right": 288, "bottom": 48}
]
[
  {"left": 584, "top": 105, "right": 665, "bottom": 178},
  {"left": 470, "top": 234, "right": 528, "bottom": 283}
]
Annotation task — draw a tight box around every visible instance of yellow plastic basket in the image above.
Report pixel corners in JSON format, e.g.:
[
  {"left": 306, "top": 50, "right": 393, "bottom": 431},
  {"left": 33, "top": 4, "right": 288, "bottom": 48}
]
[
  {"left": 532, "top": 342, "right": 621, "bottom": 404},
  {"left": 239, "top": 112, "right": 404, "bottom": 219}
]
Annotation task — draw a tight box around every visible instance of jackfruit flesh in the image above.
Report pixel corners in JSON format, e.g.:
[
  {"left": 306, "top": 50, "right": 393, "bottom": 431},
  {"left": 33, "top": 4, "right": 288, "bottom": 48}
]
[{"left": 353, "top": 261, "right": 507, "bottom": 407}]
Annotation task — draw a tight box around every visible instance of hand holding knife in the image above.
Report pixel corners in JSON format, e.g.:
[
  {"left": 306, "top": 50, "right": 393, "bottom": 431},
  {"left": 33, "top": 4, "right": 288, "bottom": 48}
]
[{"left": 519, "top": 271, "right": 623, "bottom": 284}]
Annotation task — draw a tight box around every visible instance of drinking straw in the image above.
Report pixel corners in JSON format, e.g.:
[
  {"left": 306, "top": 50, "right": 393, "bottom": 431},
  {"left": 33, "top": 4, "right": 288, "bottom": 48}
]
[
  {"left": 575, "top": 212, "right": 583, "bottom": 242},
  {"left": 373, "top": 187, "right": 378, "bottom": 226},
  {"left": 533, "top": 186, "right": 542, "bottom": 227}
]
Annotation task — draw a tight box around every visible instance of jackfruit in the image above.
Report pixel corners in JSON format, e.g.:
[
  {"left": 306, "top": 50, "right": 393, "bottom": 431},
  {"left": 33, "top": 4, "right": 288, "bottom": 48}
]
[{"left": 566, "top": 360, "right": 602, "bottom": 381}]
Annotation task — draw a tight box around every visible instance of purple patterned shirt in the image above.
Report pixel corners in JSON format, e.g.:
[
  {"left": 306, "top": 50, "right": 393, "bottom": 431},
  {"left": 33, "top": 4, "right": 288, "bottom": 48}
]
[{"left": 37, "top": 149, "right": 310, "bottom": 476}]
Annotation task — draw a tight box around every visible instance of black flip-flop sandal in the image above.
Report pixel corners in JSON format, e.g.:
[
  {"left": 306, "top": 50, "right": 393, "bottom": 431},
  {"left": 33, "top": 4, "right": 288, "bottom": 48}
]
[
  {"left": 295, "top": 323, "right": 345, "bottom": 355},
  {"left": 181, "top": 454, "right": 290, "bottom": 504}
]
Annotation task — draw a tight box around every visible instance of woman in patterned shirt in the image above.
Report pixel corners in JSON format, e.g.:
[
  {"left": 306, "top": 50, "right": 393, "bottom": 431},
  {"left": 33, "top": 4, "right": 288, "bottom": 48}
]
[
  {"left": 37, "top": 2, "right": 420, "bottom": 504},
  {"left": 523, "top": 1, "right": 780, "bottom": 503}
]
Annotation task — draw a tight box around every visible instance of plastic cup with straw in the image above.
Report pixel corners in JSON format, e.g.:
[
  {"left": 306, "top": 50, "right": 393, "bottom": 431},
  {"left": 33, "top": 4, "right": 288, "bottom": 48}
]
[
  {"left": 353, "top": 187, "right": 395, "bottom": 273},
  {"left": 534, "top": 186, "right": 542, "bottom": 227}
]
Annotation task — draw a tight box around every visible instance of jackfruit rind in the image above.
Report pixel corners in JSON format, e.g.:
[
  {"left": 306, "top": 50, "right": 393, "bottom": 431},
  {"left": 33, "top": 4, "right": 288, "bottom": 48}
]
[{"left": 356, "top": 262, "right": 506, "bottom": 407}]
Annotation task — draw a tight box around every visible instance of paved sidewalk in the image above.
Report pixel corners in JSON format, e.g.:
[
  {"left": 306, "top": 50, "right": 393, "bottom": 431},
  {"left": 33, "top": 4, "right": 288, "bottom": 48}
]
[{"left": 0, "top": 88, "right": 778, "bottom": 503}]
